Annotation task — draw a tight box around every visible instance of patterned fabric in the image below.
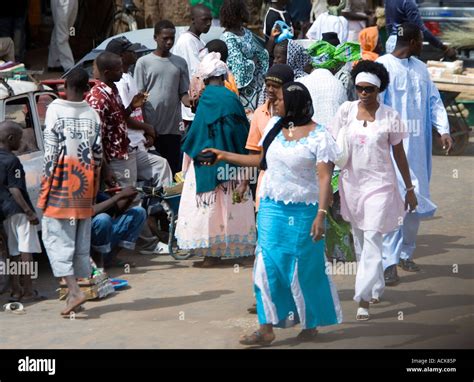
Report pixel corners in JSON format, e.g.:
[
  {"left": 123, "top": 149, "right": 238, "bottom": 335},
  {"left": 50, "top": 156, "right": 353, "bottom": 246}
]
[
  {"left": 38, "top": 99, "right": 102, "bottom": 219},
  {"left": 86, "top": 81, "right": 130, "bottom": 161},
  {"left": 175, "top": 158, "right": 256, "bottom": 258},
  {"left": 287, "top": 40, "right": 311, "bottom": 79},
  {"left": 297, "top": 68, "right": 348, "bottom": 126},
  {"left": 221, "top": 29, "right": 269, "bottom": 110}
]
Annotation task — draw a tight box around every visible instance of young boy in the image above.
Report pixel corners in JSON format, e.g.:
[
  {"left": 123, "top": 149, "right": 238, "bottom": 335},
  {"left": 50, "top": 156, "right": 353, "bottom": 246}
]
[
  {"left": 0, "top": 121, "right": 42, "bottom": 303},
  {"left": 38, "top": 68, "right": 103, "bottom": 315}
]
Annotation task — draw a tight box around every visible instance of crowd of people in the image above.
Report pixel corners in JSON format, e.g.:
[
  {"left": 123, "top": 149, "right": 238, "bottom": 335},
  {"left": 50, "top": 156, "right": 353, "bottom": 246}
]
[{"left": 0, "top": 0, "right": 455, "bottom": 346}]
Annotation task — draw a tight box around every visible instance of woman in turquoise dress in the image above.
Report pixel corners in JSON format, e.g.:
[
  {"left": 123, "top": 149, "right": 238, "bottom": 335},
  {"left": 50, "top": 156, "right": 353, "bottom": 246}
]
[{"left": 202, "top": 82, "right": 342, "bottom": 346}]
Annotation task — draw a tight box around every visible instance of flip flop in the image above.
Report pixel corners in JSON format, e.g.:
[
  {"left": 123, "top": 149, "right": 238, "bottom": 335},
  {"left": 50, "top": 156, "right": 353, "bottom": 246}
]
[
  {"left": 21, "top": 290, "right": 47, "bottom": 303},
  {"left": 110, "top": 278, "right": 129, "bottom": 290},
  {"left": 3, "top": 302, "right": 26, "bottom": 314},
  {"left": 61, "top": 295, "right": 88, "bottom": 316}
]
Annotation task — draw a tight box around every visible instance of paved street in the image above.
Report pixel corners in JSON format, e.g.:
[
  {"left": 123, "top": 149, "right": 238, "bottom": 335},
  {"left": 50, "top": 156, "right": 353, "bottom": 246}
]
[{"left": 0, "top": 138, "right": 473, "bottom": 349}]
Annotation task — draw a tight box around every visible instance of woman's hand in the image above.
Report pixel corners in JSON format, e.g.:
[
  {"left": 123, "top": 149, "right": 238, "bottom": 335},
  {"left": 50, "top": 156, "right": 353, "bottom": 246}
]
[
  {"left": 200, "top": 148, "right": 226, "bottom": 165},
  {"left": 234, "top": 180, "right": 249, "bottom": 202},
  {"left": 405, "top": 190, "right": 418, "bottom": 212},
  {"left": 310, "top": 214, "right": 326, "bottom": 241}
]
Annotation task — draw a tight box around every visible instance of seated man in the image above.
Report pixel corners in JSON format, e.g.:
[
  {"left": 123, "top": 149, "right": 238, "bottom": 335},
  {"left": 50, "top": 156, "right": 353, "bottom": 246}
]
[{"left": 91, "top": 186, "right": 147, "bottom": 268}]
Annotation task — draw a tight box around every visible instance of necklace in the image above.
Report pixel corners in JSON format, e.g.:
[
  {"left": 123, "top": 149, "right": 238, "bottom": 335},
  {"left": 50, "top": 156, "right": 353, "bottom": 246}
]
[
  {"left": 288, "top": 123, "right": 296, "bottom": 137},
  {"left": 269, "top": 102, "right": 276, "bottom": 117}
]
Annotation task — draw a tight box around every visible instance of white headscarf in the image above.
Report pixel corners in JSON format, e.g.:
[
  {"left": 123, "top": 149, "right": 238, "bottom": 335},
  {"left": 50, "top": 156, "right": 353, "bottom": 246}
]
[{"left": 196, "top": 52, "right": 228, "bottom": 80}]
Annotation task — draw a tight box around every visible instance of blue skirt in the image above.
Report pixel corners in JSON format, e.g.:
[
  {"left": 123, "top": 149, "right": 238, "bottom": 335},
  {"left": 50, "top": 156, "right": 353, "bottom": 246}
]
[{"left": 254, "top": 198, "right": 343, "bottom": 329}]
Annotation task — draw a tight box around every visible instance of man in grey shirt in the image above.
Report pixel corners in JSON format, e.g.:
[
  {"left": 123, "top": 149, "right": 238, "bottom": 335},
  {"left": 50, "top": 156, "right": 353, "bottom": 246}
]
[{"left": 134, "top": 20, "right": 191, "bottom": 174}]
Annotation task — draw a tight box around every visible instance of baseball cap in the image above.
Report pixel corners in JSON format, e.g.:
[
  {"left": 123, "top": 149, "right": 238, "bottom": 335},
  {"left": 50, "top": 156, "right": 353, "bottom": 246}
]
[{"left": 105, "top": 37, "right": 143, "bottom": 55}]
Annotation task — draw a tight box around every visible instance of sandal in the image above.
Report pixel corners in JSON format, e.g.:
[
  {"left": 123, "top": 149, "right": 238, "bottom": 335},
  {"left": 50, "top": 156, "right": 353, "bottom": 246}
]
[
  {"left": 356, "top": 307, "right": 370, "bottom": 321},
  {"left": 239, "top": 331, "right": 275, "bottom": 346},
  {"left": 21, "top": 290, "right": 47, "bottom": 303},
  {"left": 193, "top": 257, "right": 221, "bottom": 268},
  {"left": 370, "top": 298, "right": 380, "bottom": 304}
]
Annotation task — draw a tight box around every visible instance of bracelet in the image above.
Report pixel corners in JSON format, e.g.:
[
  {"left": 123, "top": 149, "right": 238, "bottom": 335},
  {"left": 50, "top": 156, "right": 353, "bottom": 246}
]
[
  {"left": 318, "top": 209, "right": 328, "bottom": 215},
  {"left": 405, "top": 185, "right": 415, "bottom": 191}
]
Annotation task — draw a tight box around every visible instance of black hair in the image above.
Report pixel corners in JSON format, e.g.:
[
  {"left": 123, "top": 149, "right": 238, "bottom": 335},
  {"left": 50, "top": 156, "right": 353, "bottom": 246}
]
[
  {"left": 95, "top": 51, "right": 122, "bottom": 72},
  {"left": 205, "top": 39, "right": 229, "bottom": 62},
  {"left": 327, "top": 0, "right": 340, "bottom": 6},
  {"left": 260, "top": 82, "right": 313, "bottom": 170},
  {"left": 351, "top": 60, "right": 390, "bottom": 92},
  {"left": 219, "top": 0, "right": 250, "bottom": 29},
  {"left": 65, "top": 67, "right": 89, "bottom": 91},
  {"left": 154, "top": 19, "right": 175, "bottom": 35},
  {"left": 191, "top": 4, "right": 211, "bottom": 18},
  {"left": 396, "top": 22, "right": 422, "bottom": 44},
  {"left": 0, "top": 121, "right": 23, "bottom": 143}
]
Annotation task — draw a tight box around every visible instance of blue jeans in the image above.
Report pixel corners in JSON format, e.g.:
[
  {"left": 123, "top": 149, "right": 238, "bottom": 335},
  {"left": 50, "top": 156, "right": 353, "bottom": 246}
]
[{"left": 91, "top": 207, "right": 147, "bottom": 259}]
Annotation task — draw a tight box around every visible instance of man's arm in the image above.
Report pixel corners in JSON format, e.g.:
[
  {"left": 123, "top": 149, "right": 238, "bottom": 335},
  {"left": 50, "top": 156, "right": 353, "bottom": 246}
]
[
  {"left": 180, "top": 92, "right": 191, "bottom": 108},
  {"left": 404, "top": 0, "right": 453, "bottom": 56},
  {"left": 127, "top": 116, "right": 155, "bottom": 137},
  {"left": 429, "top": 81, "right": 453, "bottom": 154},
  {"left": 38, "top": 109, "right": 60, "bottom": 210},
  {"left": 9, "top": 188, "right": 39, "bottom": 224},
  {"left": 93, "top": 187, "right": 138, "bottom": 215}
]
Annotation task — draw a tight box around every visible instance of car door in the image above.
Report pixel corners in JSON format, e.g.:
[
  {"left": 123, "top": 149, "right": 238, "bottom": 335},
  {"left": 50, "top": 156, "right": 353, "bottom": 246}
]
[{"left": 2, "top": 93, "right": 55, "bottom": 212}]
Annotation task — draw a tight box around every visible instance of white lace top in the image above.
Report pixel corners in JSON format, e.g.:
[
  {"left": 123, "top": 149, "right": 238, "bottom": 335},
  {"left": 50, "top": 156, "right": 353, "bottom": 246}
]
[{"left": 258, "top": 117, "right": 340, "bottom": 205}]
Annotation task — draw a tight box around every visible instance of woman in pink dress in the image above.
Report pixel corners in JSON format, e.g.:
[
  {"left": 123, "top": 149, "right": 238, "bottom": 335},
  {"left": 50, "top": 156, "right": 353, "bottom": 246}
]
[
  {"left": 176, "top": 53, "right": 256, "bottom": 268},
  {"left": 329, "top": 60, "right": 418, "bottom": 320}
]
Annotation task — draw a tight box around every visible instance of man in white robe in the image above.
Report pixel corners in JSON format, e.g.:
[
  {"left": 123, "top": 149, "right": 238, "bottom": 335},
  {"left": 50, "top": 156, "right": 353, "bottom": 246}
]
[{"left": 376, "top": 22, "right": 452, "bottom": 285}]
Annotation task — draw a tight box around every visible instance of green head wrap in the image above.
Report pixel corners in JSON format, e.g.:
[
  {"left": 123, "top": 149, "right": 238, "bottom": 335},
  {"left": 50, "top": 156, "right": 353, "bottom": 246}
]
[{"left": 307, "top": 41, "right": 361, "bottom": 69}]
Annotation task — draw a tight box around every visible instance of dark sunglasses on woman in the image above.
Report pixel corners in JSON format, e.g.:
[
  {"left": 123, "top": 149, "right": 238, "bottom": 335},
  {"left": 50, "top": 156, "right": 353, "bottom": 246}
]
[{"left": 355, "top": 85, "right": 377, "bottom": 94}]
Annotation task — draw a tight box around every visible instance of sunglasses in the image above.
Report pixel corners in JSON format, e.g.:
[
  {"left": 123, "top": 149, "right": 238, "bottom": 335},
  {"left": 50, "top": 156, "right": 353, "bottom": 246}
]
[{"left": 356, "top": 85, "right": 377, "bottom": 94}]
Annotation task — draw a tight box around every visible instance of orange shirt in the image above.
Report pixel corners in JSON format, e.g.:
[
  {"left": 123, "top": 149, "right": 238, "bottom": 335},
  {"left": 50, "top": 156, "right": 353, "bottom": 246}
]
[
  {"left": 225, "top": 72, "right": 239, "bottom": 96},
  {"left": 246, "top": 101, "right": 272, "bottom": 210}
]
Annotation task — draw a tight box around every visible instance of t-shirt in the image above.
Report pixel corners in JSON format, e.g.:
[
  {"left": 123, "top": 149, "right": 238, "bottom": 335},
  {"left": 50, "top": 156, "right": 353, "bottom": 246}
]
[
  {"left": 37, "top": 99, "right": 102, "bottom": 219},
  {"left": 172, "top": 31, "right": 206, "bottom": 121},
  {"left": 115, "top": 72, "right": 147, "bottom": 151},
  {"left": 263, "top": 7, "right": 293, "bottom": 41},
  {"left": 134, "top": 52, "right": 190, "bottom": 135},
  {"left": 0, "top": 149, "right": 35, "bottom": 220},
  {"left": 306, "top": 12, "right": 349, "bottom": 43}
]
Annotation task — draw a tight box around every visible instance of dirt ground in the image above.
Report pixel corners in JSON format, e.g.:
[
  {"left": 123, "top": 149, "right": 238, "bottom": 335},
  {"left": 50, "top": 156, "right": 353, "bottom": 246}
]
[{"left": 0, "top": 134, "right": 473, "bottom": 349}]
